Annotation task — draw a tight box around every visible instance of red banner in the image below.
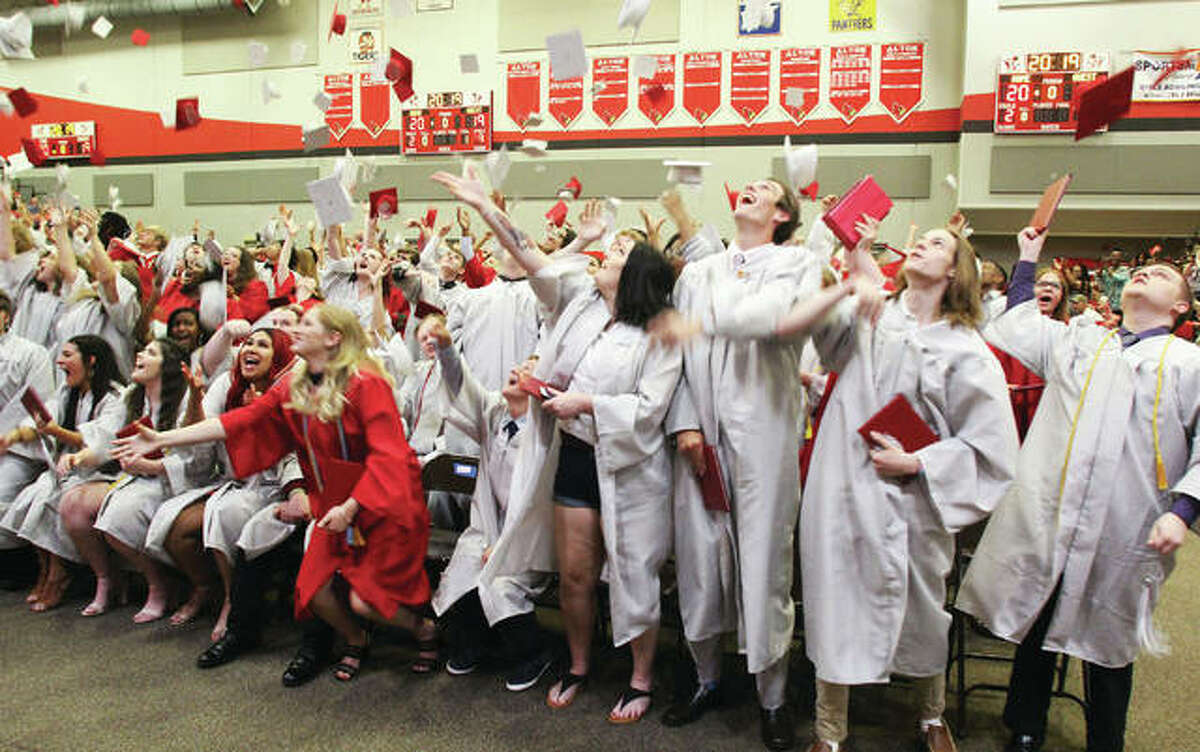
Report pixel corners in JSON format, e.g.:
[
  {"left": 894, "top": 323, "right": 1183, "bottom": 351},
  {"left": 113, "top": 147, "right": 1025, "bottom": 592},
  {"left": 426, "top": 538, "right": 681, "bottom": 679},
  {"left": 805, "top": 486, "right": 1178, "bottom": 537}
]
[
  {"left": 548, "top": 76, "right": 583, "bottom": 128},
  {"left": 637, "top": 54, "right": 676, "bottom": 125},
  {"left": 358, "top": 72, "right": 391, "bottom": 138},
  {"left": 879, "top": 42, "right": 924, "bottom": 123},
  {"left": 592, "top": 56, "right": 629, "bottom": 127},
  {"left": 829, "top": 45, "right": 872, "bottom": 123},
  {"left": 779, "top": 47, "right": 821, "bottom": 124},
  {"left": 682, "top": 51, "right": 721, "bottom": 124},
  {"left": 505, "top": 61, "right": 540, "bottom": 128},
  {"left": 730, "top": 50, "right": 770, "bottom": 124},
  {"left": 324, "top": 73, "right": 354, "bottom": 140}
]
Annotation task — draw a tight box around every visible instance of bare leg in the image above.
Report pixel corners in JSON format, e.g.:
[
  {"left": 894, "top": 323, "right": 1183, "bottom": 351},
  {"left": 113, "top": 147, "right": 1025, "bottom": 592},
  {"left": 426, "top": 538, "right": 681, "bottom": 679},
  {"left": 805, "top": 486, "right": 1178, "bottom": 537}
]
[
  {"left": 309, "top": 579, "right": 368, "bottom": 680},
  {"left": 211, "top": 550, "right": 234, "bottom": 642},
  {"left": 30, "top": 553, "right": 72, "bottom": 612},
  {"left": 105, "top": 533, "right": 170, "bottom": 624},
  {"left": 347, "top": 592, "right": 437, "bottom": 671},
  {"left": 609, "top": 627, "right": 658, "bottom": 721},
  {"left": 26, "top": 548, "right": 48, "bottom": 603},
  {"left": 162, "top": 502, "right": 215, "bottom": 627},
  {"left": 60, "top": 482, "right": 115, "bottom": 616},
  {"left": 547, "top": 505, "right": 604, "bottom": 707}
]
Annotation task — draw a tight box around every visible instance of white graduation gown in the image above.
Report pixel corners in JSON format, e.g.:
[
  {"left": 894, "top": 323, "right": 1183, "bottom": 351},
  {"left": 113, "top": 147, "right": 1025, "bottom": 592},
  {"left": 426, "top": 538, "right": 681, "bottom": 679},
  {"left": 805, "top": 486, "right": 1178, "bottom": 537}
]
[
  {"left": 54, "top": 272, "right": 142, "bottom": 379},
  {"left": 803, "top": 294, "right": 1018, "bottom": 684},
  {"left": 665, "top": 239, "right": 822, "bottom": 675},
  {"left": 481, "top": 255, "right": 682, "bottom": 647},
  {"left": 957, "top": 301, "right": 1200, "bottom": 668},
  {"left": 446, "top": 276, "right": 541, "bottom": 393},
  {"left": 429, "top": 345, "right": 548, "bottom": 624},
  {"left": 0, "top": 252, "right": 64, "bottom": 352}
]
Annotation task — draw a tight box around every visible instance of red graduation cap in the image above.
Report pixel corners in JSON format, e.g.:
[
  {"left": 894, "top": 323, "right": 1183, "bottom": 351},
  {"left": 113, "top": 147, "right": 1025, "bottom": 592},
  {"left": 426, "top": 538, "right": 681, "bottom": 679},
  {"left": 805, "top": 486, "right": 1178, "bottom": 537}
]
[
  {"left": 558, "top": 175, "right": 582, "bottom": 200},
  {"left": 328, "top": 2, "right": 347, "bottom": 40},
  {"left": 175, "top": 97, "right": 201, "bottom": 130},
  {"left": 385, "top": 49, "right": 414, "bottom": 103},
  {"left": 130, "top": 28, "right": 150, "bottom": 46},
  {"left": 7, "top": 88, "right": 37, "bottom": 118},
  {"left": 644, "top": 83, "right": 669, "bottom": 109},
  {"left": 369, "top": 187, "right": 399, "bottom": 219},
  {"left": 581, "top": 250, "right": 605, "bottom": 263},
  {"left": 423, "top": 207, "right": 437, "bottom": 228},
  {"left": 20, "top": 138, "right": 47, "bottom": 167},
  {"left": 545, "top": 199, "right": 568, "bottom": 227},
  {"left": 724, "top": 182, "right": 740, "bottom": 212},
  {"left": 800, "top": 181, "right": 820, "bottom": 200},
  {"left": 1075, "top": 67, "right": 1134, "bottom": 141}
]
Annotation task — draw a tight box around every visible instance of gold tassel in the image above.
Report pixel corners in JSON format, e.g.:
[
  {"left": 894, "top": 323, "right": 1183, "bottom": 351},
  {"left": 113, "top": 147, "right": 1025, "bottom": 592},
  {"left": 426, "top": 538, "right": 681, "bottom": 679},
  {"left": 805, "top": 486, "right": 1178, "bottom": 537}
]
[{"left": 1156, "top": 457, "right": 1168, "bottom": 491}]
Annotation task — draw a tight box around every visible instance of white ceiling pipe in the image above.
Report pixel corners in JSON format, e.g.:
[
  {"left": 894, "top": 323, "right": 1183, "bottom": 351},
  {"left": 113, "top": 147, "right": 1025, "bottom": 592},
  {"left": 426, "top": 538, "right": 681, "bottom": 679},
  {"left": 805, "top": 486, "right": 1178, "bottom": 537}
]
[{"left": 25, "top": 0, "right": 237, "bottom": 27}]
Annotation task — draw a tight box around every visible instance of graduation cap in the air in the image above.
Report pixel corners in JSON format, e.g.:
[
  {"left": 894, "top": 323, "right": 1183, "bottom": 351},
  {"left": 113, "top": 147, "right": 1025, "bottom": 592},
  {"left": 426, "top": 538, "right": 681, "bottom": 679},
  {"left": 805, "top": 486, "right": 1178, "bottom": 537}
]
[
  {"left": 369, "top": 187, "right": 399, "bottom": 219},
  {"left": 328, "top": 2, "right": 347, "bottom": 41},
  {"left": 130, "top": 28, "right": 150, "bottom": 46},
  {"left": 783, "top": 136, "right": 819, "bottom": 199},
  {"left": 1075, "top": 66, "right": 1135, "bottom": 141},
  {"left": 724, "top": 182, "right": 740, "bottom": 212},
  {"left": 385, "top": 49, "right": 414, "bottom": 102},
  {"left": 175, "top": 97, "right": 201, "bottom": 130},
  {"left": 20, "top": 138, "right": 46, "bottom": 167},
  {"left": 546, "top": 28, "right": 587, "bottom": 81},
  {"left": 558, "top": 176, "right": 582, "bottom": 199},
  {"left": 424, "top": 207, "right": 438, "bottom": 228},
  {"left": 7, "top": 87, "right": 36, "bottom": 117},
  {"left": 663, "top": 160, "right": 708, "bottom": 186},
  {"left": 545, "top": 200, "right": 569, "bottom": 227}
]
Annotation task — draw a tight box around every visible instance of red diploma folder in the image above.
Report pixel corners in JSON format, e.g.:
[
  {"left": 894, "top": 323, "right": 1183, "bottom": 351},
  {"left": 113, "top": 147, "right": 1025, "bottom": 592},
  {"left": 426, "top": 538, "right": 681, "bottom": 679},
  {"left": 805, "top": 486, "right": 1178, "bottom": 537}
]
[
  {"left": 699, "top": 444, "right": 729, "bottom": 513},
  {"left": 20, "top": 387, "right": 52, "bottom": 425},
  {"left": 857, "top": 394, "right": 938, "bottom": 453},
  {"left": 1029, "top": 174, "right": 1073, "bottom": 233},
  {"left": 116, "top": 416, "right": 163, "bottom": 460},
  {"left": 821, "top": 175, "right": 894, "bottom": 249},
  {"left": 517, "top": 375, "right": 560, "bottom": 401}
]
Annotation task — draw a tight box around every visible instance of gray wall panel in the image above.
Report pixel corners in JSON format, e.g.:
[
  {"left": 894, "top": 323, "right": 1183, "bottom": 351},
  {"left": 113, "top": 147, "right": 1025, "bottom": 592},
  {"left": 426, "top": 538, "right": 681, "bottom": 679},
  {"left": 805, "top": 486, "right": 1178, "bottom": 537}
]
[
  {"left": 498, "top": 0, "right": 680, "bottom": 52},
  {"left": 92, "top": 173, "right": 154, "bottom": 207},
  {"left": 990, "top": 145, "right": 1200, "bottom": 194},
  {"left": 361, "top": 158, "right": 671, "bottom": 200},
  {"left": 770, "top": 155, "right": 931, "bottom": 199},
  {"left": 185, "top": 168, "right": 320, "bottom": 205}
]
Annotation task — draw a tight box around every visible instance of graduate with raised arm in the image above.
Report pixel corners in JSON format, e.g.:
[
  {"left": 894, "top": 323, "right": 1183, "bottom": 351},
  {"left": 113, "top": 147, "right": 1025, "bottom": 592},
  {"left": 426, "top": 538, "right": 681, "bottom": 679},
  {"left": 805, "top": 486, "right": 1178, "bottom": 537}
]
[
  {"left": 956, "top": 228, "right": 1200, "bottom": 752},
  {"left": 431, "top": 168, "right": 682, "bottom": 725},
  {"left": 424, "top": 319, "right": 553, "bottom": 692},
  {"left": 649, "top": 178, "right": 822, "bottom": 751},
  {"left": 798, "top": 218, "right": 1018, "bottom": 752}
]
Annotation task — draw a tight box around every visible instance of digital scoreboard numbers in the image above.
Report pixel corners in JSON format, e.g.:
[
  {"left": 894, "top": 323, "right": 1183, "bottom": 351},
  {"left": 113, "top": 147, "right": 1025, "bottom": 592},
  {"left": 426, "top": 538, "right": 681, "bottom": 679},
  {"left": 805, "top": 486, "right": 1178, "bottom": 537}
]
[
  {"left": 995, "top": 52, "right": 1110, "bottom": 133},
  {"left": 29, "top": 121, "right": 97, "bottom": 159},
  {"left": 401, "top": 91, "right": 492, "bottom": 155}
]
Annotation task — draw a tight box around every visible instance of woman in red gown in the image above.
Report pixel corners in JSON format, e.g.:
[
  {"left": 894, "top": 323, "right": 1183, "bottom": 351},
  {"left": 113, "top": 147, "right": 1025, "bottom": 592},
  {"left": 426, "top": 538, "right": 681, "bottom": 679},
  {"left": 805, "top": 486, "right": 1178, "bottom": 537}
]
[{"left": 114, "top": 303, "right": 434, "bottom": 681}]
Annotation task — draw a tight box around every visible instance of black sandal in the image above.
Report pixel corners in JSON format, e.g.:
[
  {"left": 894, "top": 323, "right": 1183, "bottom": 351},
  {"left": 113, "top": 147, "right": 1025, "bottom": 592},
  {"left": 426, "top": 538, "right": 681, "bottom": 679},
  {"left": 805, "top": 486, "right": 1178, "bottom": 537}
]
[
  {"left": 608, "top": 685, "right": 653, "bottom": 724},
  {"left": 332, "top": 642, "right": 368, "bottom": 682},
  {"left": 547, "top": 671, "right": 588, "bottom": 709},
  {"left": 411, "top": 636, "right": 439, "bottom": 675}
]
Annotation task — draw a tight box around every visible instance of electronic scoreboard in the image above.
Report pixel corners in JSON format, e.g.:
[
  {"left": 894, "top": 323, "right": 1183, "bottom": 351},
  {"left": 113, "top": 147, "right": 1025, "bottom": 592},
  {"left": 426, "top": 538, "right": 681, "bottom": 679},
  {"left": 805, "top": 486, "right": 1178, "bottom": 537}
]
[{"left": 995, "top": 52, "right": 1110, "bottom": 133}]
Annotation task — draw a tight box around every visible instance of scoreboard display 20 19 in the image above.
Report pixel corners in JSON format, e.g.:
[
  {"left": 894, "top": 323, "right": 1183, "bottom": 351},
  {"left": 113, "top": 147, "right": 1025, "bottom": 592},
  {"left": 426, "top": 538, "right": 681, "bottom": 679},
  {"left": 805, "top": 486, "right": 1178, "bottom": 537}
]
[
  {"left": 401, "top": 91, "right": 492, "bottom": 155},
  {"left": 995, "top": 52, "right": 1110, "bottom": 133},
  {"left": 30, "top": 120, "right": 97, "bottom": 159}
]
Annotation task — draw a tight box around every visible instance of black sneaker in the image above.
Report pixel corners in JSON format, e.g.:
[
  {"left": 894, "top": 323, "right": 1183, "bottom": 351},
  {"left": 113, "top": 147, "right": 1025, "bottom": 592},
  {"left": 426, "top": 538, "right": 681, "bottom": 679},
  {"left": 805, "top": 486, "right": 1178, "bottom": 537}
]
[
  {"left": 445, "top": 652, "right": 479, "bottom": 676},
  {"left": 504, "top": 650, "right": 552, "bottom": 692}
]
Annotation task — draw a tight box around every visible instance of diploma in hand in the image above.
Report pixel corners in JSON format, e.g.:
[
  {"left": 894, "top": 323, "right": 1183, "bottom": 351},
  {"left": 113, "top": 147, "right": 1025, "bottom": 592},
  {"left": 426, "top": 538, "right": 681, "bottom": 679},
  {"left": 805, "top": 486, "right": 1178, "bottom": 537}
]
[
  {"left": 20, "top": 386, "right": 52, "bottom": 425},
  {"left": 116, "top": 416, "right": 163, "bottom": 460},
  {"left": 700, "top": 444, "right": 730, "bottom": 513},
  {"left": 857, "top": 394, "right": 938, "bottom": 453},
  {"left": 821, "top": 175, "right": 894, "bottom": 249},
  {"left": 517, "top": 375, "right": 561, "bottom": 401}
]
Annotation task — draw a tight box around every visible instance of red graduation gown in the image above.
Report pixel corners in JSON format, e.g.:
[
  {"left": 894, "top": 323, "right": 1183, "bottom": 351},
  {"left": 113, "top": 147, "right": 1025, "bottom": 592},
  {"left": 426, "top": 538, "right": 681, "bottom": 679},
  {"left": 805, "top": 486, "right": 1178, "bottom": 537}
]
[{"left": 220, "top": 369, "right": 430, "bottom": 619}]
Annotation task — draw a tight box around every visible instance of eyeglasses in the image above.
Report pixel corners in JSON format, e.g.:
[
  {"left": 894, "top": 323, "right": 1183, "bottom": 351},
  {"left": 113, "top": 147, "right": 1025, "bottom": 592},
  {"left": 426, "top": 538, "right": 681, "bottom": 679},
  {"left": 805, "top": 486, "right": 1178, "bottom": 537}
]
[{"left": 1034, "top": 280, "right": 1062, "bottom": 290}]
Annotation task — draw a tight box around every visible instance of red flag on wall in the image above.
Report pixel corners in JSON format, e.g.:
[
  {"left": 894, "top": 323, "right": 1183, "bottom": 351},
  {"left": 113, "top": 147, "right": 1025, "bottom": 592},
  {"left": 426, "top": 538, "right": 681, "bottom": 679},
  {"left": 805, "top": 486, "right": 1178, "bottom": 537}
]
[
  {"left": 878, "top": 42, "right": 924, "bottom": 123},
  {"left": 592, "top": 56, "right": 629, "bottom": 127},
  {"left": 682, "top": 52, "right": 722, "bottom": 125},
  {"left": 779, "top": 47, "right": 821, "bottom": 124},
  {"left": 637, "top": 54, "right": 676, "bottom": 125},
  {"left": 730, "top": 50, "right": 770, "bottom": 124},
  {"left": 830, "top": 45, "right": 872, "bottom": 123},
  {"left": 505, "top": 61, "right": 541, "bottom": 128},
  {"left": 324, "top": 73, "right": 354, "bottom": 139},
  {"left": 358, "top": 72, "right": 391, "bottom": 138},
  {"left": 549, "top": 75, "right": 584, "bottom": 127}
]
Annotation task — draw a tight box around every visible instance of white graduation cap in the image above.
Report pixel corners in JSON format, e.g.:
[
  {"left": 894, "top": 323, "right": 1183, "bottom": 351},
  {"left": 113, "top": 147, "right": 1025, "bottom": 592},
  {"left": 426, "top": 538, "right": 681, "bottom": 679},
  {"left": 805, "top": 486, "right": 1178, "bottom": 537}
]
[
  {"left": 520, "top": 139, "right": 548, "bottom": 157},
  {"left": 108, "top": 185, "right": 121, "bottom": 211},
  {"left": 302, "top": 123, "right": 331, "bottom": 152},
  {"left": 65, "top": 4, "right": 87, "bottom": 32},
  {"left": 782, "top": 136, "right": 817, "bottom": 192},
  {"left": 59, "top": 191, "right": 80, "bottom": 211},
  {"left": 523, "top": 112, "right": 544, "bottom": 128},
  {"left": 290, "top": 40, "right": 308, "bottom": 65},
  {"left": 261, "top": 80, "right": 282, "bottom": 105},
  {"left": 334, "top": 149, "right": 360, "bottom": 193},
  {"left": 943, "top": 173, "right": 959, "bottom": 191},
  {"left": 617, "top": 0, "right": 651, "bottom": 31},
  {"left": 359, "top": 155, "right": 379, "bottom": 184},
  {"left": 76, "top": 75, "right": 90, "bottom": 95},
  {"left": 248, "top": 40, "right": 269, "bottom": 68},
  {"left": 633, "top": 54, "right": 658, "bottom": 79},
  {"left": 4, "top": 151, "right": 33, "bottom": 176},
  {"left": 91, "top": 15, "right": 113, "bottom": 39},
  {"left": 0, "top": 12, "right": 35, "bottom": 60},
  {"left": 546, "top": 28, "right": 587, "bottom": 81},
  {"left": 484, "top": 145, "right": 512, "bottom": 188},
  {"left": 741, "top": 0, "right": 774, "bottom": 32},
  {"left": 158, "top": 107, "right": 174, "bottom": 128},
  {"left": 313, "top": 91, "right": 333, "bottom": 112},
  {"left": 305, "top": 175, "right": 354, "bottom": 228},
  {"left": 55, "top": 163, "right": 69, "bottom": 189},
  {"left": 663, "top": 160, "right": 710, "bottom": 186},
  {"left": 784, "top": 87, "right": 805, "bottom": 108},
  {"left": 389, "top": 0, "right": 414, "bottom": 17},
  {"left": 459, "top": 54, "right": 480, "bottom": 74}
]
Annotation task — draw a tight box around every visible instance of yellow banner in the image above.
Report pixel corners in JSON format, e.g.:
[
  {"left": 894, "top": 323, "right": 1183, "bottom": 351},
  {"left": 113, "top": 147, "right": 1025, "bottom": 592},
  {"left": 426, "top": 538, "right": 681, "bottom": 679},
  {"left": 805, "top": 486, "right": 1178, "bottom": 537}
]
[{"left": 830, "top": 0, "right": 876, "bottom": 32}]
